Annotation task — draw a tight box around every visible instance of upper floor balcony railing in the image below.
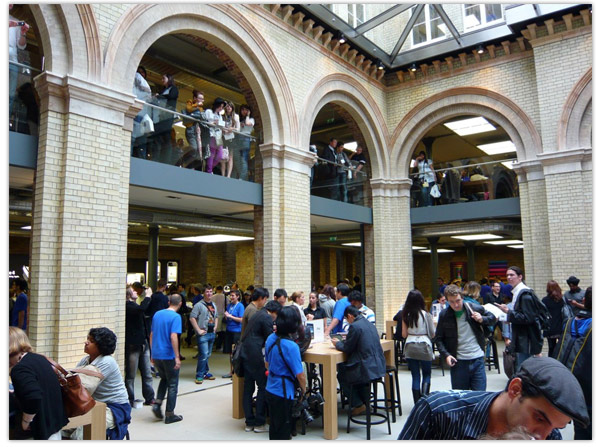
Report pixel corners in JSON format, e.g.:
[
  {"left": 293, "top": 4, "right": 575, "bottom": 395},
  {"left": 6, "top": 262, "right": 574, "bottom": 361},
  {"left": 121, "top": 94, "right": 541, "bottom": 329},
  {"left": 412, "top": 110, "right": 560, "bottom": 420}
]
[
  {"left": 9, "top": 60, "right": 41, "bottom": 137},
  {"left": 409, "top": 157, "right": 518, "bottom": 208},
  {"left": 310, "top": 156, "right": 371, "bottom": 207}
]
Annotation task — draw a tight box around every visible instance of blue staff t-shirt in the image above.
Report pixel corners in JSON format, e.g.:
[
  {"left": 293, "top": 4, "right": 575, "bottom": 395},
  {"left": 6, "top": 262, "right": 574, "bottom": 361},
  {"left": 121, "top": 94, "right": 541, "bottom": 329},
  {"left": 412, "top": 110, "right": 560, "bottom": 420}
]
[
  {"left": 11, "top": 293, "right": 28, "bottom": 330},
  {"left": 151, "top": 309, "right": 182, "bottom": 360},
  {"left": 265, "top": 333, "right": 303, "bottom": 399},
  {"left": 225, "top": 302, "right": 244, "bottom": 333},
  {"left": 331, "top": 297, "right": 350, "bottom": 333}
]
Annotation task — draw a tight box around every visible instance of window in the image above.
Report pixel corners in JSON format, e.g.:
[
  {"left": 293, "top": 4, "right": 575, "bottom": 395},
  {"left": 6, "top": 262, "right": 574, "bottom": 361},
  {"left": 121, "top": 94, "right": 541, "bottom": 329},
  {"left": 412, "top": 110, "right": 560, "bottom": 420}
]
[
  {"left": 463, "top": 4, "right": 503, "bottom": 30},
  {"left": 327, "top": 4, "right": 365, "bottom": 28},
  {"left": 412, "top": 5, "right": 448, "bottom": 46}
]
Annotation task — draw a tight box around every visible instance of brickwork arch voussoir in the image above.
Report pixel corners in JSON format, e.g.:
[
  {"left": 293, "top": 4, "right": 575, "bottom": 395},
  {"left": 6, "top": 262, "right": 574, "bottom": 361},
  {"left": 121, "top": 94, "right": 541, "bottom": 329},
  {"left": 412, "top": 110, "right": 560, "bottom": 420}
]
[{"left": 558, "top": 68, "right": 592, "bottom": 151}]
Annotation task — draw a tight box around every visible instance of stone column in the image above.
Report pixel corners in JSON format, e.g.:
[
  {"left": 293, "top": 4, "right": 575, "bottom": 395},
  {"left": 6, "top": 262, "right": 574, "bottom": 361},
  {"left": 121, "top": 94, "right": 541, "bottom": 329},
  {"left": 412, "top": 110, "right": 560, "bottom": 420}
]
[
  {"left": 427, "top": 237, "right": 439, "bottom": 299},
  {"left": 538, "top": 149, "right": 592, "bottom": 284},
  {"left": 147, "top": 225, "right": 159, "bottom": 290},
  {"left": 30, "top": 72, "right": 136, "bottom": 365},
  {"left": 369, "top": 179, "right": 413, "bottom": 332},
  {"left": 465, "top": 241, "right": 476, "bottom": 282},
  {"left": 259, "top": 143, "right": 315, "bottom": 294}
]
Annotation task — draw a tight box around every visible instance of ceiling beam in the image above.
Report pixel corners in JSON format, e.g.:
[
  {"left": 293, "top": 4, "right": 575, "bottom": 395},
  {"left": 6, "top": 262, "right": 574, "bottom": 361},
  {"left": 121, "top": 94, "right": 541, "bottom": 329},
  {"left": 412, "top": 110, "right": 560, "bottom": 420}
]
[
  {"left": 353, "top": 4, "right": 415, "bottom": 35},
  {"left": 433, "top": 4, "right": 462, "bottom": 46},
  {"left": 390, "top": 4, "right": 425, "bottom": 62}
]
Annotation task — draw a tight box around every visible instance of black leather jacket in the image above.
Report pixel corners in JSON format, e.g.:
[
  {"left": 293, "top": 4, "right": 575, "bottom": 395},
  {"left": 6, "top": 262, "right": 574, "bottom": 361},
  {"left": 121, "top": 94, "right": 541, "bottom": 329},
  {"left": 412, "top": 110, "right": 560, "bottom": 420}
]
[
  {"left": 508, "top": 289, "right": 544, "bottom": 355},
  {"left": 435, "top": 301, "right": 496, "bottom": 359}
]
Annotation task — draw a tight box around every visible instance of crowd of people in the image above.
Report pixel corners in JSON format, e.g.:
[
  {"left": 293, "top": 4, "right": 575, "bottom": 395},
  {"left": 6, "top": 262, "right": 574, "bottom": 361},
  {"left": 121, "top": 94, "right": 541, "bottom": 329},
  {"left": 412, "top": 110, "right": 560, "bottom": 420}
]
[{"left": 8, "top": 268, "right": 591, "bottom": 440}]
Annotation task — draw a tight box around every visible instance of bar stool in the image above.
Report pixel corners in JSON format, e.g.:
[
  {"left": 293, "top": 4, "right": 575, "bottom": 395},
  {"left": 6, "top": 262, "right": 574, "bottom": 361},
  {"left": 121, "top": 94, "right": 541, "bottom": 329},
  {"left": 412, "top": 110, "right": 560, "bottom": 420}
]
[
  {"left": 372, "top": 366, "right": 402, "bottom": 422},
  {"left": 346, "top": 379, "right": 391, "bottom": 440},
  {"left": 484, "top": 336, "right": 500, "bottom": 373}
]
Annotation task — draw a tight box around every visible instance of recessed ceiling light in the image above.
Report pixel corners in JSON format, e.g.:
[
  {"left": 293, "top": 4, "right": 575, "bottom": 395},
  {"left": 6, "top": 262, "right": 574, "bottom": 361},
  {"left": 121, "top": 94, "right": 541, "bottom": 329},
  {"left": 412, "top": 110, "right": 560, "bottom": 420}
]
[
  {"left": 484, "top": 239, "right": 523, "bottom": 245},
  {"left": 507, "top": 244, "right": 524, "bottom": 249},
  {"left": 342, "top": 242, "right": 361, "bottom": 247},
  {"left": 344, "top": 141, "right": 358, "bottom": 151},
  {"left": 412, "top": 245, "right": 427, "bottom": 250},
  {"left": 444, "top": 117, "right": 496, "bottom": 136},
  {"left": 452, "top": 234, "right": 502, "bottom": 241},
  {"left": 172, "top": 234, "right": 254, "bottom": 243},
  {"left": 419, "top": 249, "right": 455, "bottom": 253},
  {"left": 477, "top": 141, "right": 516, "bottom": 155},
  {"left": 21, "top": 225, "right": 31, "bottom": 230}
]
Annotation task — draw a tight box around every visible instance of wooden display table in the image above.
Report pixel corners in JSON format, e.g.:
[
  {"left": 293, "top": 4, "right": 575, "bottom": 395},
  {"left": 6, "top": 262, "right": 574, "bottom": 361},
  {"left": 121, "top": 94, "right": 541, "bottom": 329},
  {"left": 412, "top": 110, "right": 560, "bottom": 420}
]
[
  {"left": 63, "top": 401, "right": 107, "bottom": 440},
  {"left": 232, "top": 339, "right": 394, "bottom": 440}
]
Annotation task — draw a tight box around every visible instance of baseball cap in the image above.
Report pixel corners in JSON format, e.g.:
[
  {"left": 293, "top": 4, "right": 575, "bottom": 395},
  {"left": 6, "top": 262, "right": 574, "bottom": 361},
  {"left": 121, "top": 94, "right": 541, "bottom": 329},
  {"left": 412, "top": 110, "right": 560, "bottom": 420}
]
[
  {"left": 515, "top": 356, "right": 589, "bottom": 428},
  {"left": 132, "top": 281, "right": 146, "bottom": 290},
  {"left": 566, "top": 276, "right": 580, "bottom": 285}
]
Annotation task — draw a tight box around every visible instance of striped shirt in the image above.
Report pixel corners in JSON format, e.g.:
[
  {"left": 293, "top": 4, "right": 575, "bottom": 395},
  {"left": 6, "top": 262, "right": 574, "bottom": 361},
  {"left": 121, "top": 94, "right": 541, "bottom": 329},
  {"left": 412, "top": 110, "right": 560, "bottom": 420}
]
[{"left": 398, "top": 390, "right": 562, "bottom": 440}]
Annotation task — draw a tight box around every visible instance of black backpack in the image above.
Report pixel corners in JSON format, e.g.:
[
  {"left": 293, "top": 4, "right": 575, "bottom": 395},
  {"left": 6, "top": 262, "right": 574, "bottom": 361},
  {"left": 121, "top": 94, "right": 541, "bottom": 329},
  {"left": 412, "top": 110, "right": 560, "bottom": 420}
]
[{"left": 520, "top": 289, "right": 552, "bottom": 333}]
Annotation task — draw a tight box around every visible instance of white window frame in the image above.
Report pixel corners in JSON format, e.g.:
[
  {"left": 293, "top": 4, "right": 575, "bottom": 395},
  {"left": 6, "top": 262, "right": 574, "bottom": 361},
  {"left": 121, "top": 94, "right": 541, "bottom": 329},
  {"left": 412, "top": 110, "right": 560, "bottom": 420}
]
[
  {"left": 463, "top": 4, "right": 504, "bottom": 31},
  {"left": 410, "top": 4, "right": 449, "bottom": 48}
]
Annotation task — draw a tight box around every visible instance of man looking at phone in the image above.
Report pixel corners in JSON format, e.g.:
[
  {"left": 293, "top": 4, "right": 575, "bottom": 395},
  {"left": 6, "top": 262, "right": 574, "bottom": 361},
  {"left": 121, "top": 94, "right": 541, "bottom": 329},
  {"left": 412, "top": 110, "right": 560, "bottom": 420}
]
[{"left": 435, "top": 284, "right": 496, "bottom": 391}]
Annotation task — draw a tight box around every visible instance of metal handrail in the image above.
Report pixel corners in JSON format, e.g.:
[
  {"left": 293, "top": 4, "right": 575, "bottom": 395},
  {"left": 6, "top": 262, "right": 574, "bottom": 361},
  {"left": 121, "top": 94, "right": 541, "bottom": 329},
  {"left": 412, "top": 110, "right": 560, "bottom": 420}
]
[
  {"left": 9, "top": 60, "right": 42, "bottom": 73},
  {"left": 313, "top": 155, "right": 369, "bottom": 177},
  {"left": 409, "top": 157, "right": 517, "bottom": 177}
]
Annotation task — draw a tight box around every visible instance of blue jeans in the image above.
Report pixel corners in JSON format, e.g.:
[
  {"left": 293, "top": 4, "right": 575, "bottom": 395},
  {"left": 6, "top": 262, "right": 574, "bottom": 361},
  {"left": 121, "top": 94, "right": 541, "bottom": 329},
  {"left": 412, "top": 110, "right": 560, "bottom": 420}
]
[
  {"left": 407, "top": 359, "right": 431, "bottom": 391},
  {"left": 515, "top": 352, "right": 532, "bottom": 372},
  {"left": 153, "top": 358, "right": 179, "bottom": 413},
  {"left": 196, "top": 332, "right": 215, "bottom": 379},
  {"left": 450, "top": 357, "right": 487, "bottom": 391},
  {"left": 124, "top": 343, "right": 155, "bottom": 404}
]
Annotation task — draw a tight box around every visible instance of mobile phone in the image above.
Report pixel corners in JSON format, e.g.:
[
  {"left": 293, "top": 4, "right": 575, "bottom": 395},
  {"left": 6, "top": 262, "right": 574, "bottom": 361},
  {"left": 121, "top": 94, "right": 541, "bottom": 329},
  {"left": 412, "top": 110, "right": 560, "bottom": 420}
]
[{"left": 17, "top": 21, "right": 25, "bottom": 26}]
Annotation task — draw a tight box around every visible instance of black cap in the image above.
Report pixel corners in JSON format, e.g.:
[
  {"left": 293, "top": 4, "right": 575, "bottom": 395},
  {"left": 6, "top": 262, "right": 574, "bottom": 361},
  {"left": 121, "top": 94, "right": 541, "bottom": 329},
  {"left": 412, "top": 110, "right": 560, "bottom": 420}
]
[
  {"left": 516, "top": 356, "right": 589, "bottom": 428},
  {"left": 566, "top": 276, "right": 580, "bottom": 285},
  {"left": 132, "top": 281, "right": 146, "bottom": 290}
]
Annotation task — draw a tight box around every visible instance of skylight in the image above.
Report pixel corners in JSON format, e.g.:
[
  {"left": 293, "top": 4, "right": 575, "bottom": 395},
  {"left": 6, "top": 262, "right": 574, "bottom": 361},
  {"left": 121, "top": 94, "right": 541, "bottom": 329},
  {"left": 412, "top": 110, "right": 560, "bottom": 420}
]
[
  {"left": 477, "top": 141, "right": 516, "bottom": 155},
  {"left": 443, "top": 117, "right": 496, "bottom": 136}
]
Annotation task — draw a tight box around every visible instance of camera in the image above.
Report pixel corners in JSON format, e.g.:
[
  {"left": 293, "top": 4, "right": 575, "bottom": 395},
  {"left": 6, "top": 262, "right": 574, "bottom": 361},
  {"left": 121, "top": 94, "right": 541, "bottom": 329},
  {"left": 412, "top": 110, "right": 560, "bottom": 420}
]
[{"left": 292, "top": 389, "right": 324, "bottom": 424}]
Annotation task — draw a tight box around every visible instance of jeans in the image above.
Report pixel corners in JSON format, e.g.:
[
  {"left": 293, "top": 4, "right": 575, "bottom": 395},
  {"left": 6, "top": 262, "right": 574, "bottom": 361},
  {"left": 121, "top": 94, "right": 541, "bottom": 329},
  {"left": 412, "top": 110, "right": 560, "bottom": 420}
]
[
  {"left": 185, "top": 125, "right": 200, "bottom": 160},
  {"left": 206, "top": 137, "right": 223, "bottom": 173},
  {"left": 124, "top": 343, "right": 155, "bottom": 404},
  {"left": 196, "top": 332, "right": 215, "bottom": 379},
  {"left": 338, "top": 172, "right": 348, "bottom": 202},
  {"left": 407, "top": 358, "right": 431, "bottom": 390},
  {"left": 9, "top": 63, "right": 18, "bottom": 117},
  {"left": 420, "top": 181, "right": 435, "bottom": 207},
  {"left": 450, "top": 357, "right": 487, "bottom": 391},
  {"left": 153, "top": 358, "right": 179, "bottom": 413},
  {"left": 243, "top": 367, "right": 267, "bottom": 427},
  {"left": 337, "top": 363, "right": 367, "bottom": 407},
  {"left": 231, "top": 136, "right": 249, "bottom": 180},
  {"left": 515, "top": 352, "right": 532, "bottom": 372}
]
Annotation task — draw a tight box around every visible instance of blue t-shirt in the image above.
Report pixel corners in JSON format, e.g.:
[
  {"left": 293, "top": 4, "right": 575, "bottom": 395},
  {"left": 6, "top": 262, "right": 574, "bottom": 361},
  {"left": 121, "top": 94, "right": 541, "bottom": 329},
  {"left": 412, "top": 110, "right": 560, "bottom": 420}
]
[
  {"left": 151, "top": 309, "right": 182, "bottom": 360},
  {"left": 331, "top": 297, "right": 350, "bottom": 333},
  {"left": 225, "top": 302, "right": 244, "bottom": 333},
  {"left": 265, "top": 333, "right": 303, "bottom": 399},
  {"left": 11, "top": 293, "right": 28, "bottom": 330}
]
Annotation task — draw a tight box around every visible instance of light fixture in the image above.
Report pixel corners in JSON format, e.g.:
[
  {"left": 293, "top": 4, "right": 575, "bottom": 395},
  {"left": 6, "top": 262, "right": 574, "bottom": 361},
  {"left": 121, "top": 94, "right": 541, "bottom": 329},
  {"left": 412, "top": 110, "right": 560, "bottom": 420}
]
[
  {"left": 377, "top": 59, "right": 385, "bottom": 70},
  {"left": 452, "top": 234, "right": 503, "bottom": 241},
  {"left": 419, "top": 249, "right": 455, "bottom": 253},
  {"left": 507, "top": 244, "right": 524, "bottom": 249},
  {"left": 338, "top": 33, "right": 346, "bottom": 44},
  {"left": 444, "top": 117, "right": 496, "bottom": 136},
  {"left": 477, "top": 141, "right": 516, "bottom": 155},
  {"left": 476, "top": 44, "right": 485, "bottom": 54},
  {"left": 412, "top": 245, "right": 427, "bottom": 250},
  {"left": 342, "top": 242, "right": 361, "bottom": 247},
  {"left": 409, "top": 63, "right": 418, "bottom": 72},
  {"left": 172, "top": 234, "right": 254, "bottom": 243},
  {"left": 484, "top": 239, "right": 523, "bottom": 245},
  {"left": 21, "top": 225, "right": 31, "bottom": 230},
  {"left": 343, "top": 141, "right": 358, "bottom": 151}
]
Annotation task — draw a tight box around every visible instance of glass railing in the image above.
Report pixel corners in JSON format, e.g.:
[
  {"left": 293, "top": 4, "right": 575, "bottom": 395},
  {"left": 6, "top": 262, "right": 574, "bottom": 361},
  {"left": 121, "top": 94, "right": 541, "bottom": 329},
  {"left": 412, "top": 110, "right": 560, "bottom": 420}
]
[
  {"left": 310, "top": 156, "right": 371, "bottom": 206},
  {"left": 409, "top": 158, "right": 519, "bottom": 208},
  {"left": 131, "top": 99, "right": 259, "bottom": 182},
  {"left": 9, "top": 60, "right": 41, "bottom": 137}
]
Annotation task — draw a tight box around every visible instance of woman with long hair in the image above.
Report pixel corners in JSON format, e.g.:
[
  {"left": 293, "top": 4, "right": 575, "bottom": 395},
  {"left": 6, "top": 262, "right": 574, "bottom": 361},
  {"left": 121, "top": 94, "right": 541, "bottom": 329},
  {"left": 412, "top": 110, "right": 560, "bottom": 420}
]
[
  {"left": 463, "top": 281, "right": 482, "bottom": 304},
  {"left": 9, "top": 327, "right": 67, "bottom": 440},
  {"left": 204, "top": 97, "right": 226, "bottom": 174},
  {"left": 232, "top": 104, "right": 254, "bottom": 180},
  {"left": 412, "top": 150, "right": 436, "bottom": 207},
  {"left": 304, "top": 292, "right": 327, "bottom": 328},
  {"left": 289, "top": 291, "right": 307, "bottom": 325},
  {"left": 152, "top": 73, "right": 179, "bottom": 164},
  {"left": 401, "top": 289, "right": 435, "bottom": 403},
  {"left": 542, "top": 280, "right": 567, "bottom": 357},
  {"left": 318, "top": 284, "right": 336, "bottom": 326},
  {"left": 221, "top": 100, "right": 240, "bottom": 178}
]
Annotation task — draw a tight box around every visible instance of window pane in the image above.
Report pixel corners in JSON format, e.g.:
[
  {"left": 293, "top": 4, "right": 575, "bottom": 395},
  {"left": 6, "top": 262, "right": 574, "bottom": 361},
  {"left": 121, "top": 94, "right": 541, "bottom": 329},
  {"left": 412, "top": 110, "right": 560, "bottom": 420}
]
[
  {"left": 485, "top": 4, "right": 502, "bottom": 22},
  {"left": 413, "top": 23, "right": 426, "bottom": 45},
  {"left": 464, "top": 5, "right": 481, "bottom": 28}
]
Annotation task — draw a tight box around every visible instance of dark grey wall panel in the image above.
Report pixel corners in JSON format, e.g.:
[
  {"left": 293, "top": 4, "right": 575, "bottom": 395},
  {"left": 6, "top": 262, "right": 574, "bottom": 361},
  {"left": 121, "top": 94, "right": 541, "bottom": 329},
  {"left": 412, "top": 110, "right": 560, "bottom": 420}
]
[
  {"left": 310, "top": 196, "right": 373, "bottom": 224},
  {"left": 410, "top": 198, "right": 520, "bottom": 224},
  {"left": 9, "top": 132, "right": 37, "bottom": 168}
]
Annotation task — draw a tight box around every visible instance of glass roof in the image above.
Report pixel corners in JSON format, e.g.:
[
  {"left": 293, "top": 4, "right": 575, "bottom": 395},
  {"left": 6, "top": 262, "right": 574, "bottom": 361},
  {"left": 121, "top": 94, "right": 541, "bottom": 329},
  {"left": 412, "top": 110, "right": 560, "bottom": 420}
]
[{"left": 300, "top": 3, "right": 582, "bottom": 70}]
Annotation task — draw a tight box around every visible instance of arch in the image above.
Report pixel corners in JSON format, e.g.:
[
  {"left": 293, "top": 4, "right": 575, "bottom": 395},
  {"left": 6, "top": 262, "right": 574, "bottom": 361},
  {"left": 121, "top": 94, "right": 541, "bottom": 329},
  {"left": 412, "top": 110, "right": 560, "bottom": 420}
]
[
  {"left": 103, "top": 3, "right": 297, "bottom": 146},
  {"left": 390, "top": 87, "right": 542, "bottom": 179},
  {"left": 558, "top": 68, "right": 592, "bottom": 151},
  {"left": 299, "top": 73, "right": 390, "bottom": 178}
]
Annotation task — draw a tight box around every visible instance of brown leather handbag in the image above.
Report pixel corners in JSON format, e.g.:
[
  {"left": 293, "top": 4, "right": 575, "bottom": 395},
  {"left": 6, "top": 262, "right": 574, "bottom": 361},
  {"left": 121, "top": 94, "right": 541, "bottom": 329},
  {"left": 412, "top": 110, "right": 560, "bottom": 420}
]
[{"left": 45, "top": 357, "right": 96, "bottom": 418}]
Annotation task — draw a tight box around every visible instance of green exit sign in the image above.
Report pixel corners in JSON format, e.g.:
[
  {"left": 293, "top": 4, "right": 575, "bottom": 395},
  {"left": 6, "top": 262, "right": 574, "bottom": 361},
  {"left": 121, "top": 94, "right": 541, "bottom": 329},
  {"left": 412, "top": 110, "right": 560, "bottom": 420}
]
[{"left": 329, "top": 236, "right": 337, "bottom": 241}]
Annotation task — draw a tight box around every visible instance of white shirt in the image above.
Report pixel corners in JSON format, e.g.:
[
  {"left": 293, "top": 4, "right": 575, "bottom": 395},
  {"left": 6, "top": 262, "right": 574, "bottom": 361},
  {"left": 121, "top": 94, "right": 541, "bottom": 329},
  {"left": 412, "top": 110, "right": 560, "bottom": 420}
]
[
  {"left": 9, "top": 16, "right": 26, "bottom": 62},
  {"left": 511, "top": 282, "right": 530, "bottom": 309}
]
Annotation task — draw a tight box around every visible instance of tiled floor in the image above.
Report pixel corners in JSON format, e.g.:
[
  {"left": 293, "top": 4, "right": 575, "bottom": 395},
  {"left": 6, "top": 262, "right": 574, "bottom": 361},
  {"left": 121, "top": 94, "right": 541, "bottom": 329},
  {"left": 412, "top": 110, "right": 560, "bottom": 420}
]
[{"left": 126, "top": 342, "right": 574, "bottom": 440}]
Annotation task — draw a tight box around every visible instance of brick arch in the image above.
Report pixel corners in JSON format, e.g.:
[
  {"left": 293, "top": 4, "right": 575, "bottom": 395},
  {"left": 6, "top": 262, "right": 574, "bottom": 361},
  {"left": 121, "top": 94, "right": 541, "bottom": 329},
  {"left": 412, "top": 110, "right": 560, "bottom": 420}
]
[
  {"left": 390, "top": 87, "right": 542, "bottom": 179},
  {"left": 299, "top": 73, "right": 390, "bottom": 178},
  {"left": 558, "top": 68, "right": 592, "bottom": 151},
  {"left": 28, "top": 4, "right": 73, "bottom": 75},
  {"left": 103, "top": 3, "right": 297, "bottom": 145}
]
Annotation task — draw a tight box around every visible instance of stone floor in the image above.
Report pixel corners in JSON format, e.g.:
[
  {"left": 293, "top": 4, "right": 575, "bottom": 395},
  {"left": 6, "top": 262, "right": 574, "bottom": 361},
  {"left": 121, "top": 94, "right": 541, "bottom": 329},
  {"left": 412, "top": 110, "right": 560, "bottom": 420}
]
[{"left": 126, "top": 341, "right": 575, "bottom": 441}]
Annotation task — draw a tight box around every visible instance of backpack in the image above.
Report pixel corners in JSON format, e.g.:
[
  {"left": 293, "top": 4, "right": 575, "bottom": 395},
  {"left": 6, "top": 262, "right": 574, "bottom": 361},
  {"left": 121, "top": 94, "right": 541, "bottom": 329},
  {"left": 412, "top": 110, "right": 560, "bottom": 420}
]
[
  {"left": 554, "top": 317, "right": 592, "bottom": 374},
  {"left": 520, "top": 289, "right": 552, "bottom": 333}
]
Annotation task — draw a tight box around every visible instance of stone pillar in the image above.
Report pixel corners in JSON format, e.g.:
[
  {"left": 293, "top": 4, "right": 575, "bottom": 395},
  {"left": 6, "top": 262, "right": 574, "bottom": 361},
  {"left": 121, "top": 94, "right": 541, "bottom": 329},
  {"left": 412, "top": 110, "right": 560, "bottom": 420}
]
[
  {"left": 259, "top": 144, "right": 315, "bottom": 294},
  {"left": 465, "top": 241, "right": 476, "bottom": 282},
  {"left": 538, "top": 149, "right": 592, "bottom": 285},
  {"left": 30, "top": 72, "right": 136, "bottom": 365},
  {"left": 369, "top": 179, "right": 413, "bottom": 332},
  {"left": 147, "top": 225, "right": 159, "bottom": 290},
  {"left": 427, "top": 237, "right": 439, "bottom": 299},
  {"left": 514, "top": 161, "right": 552, "bottom": 289}
]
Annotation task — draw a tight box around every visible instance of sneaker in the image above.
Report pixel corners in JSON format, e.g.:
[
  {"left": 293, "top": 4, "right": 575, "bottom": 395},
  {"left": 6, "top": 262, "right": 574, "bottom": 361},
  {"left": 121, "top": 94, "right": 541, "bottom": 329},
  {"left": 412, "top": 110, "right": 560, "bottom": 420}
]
[
  {"left": 244, "top": 425, "right": 254, "bottom": 432},
  {"left": 222, "top": 373, "right": 233, "bottom": 379},
  {"left": 254, "top": 424, "right": 269, "bottom": 433},
  {"left": 203, "top": 373, "right": 215, "bottom": 380},
  {"left": 195, "top": 378, "right": 203, "bottom": 384},
  {"left": 152, "top": 403, "right": 164, "bottom": 420},
  {"left": 165, "top": 414, "right": 183, "bottom": 424}
]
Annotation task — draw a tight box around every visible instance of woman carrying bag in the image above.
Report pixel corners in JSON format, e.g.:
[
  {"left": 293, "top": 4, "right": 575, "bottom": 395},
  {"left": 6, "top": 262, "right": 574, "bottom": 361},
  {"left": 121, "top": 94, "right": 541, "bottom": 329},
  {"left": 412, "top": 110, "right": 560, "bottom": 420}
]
[{"left": 402, "top": 290, "right": 435, "bottom": 403}]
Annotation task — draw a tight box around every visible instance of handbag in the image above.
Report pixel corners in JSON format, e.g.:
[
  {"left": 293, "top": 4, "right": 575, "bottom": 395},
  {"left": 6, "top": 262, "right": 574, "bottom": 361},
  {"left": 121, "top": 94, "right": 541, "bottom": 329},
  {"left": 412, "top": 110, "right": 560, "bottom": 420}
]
[
  {"left": 430, "top": 183, "right": 441, "bottom": 198},
  {"left": 45, "top": 357, "right": 96, "bottom": 418},
  {"left": 221, "top": 147, "right": 229, "bottom": 161},
  {"left": 403, "top": 314, "right": 434, "bottom": 361}
]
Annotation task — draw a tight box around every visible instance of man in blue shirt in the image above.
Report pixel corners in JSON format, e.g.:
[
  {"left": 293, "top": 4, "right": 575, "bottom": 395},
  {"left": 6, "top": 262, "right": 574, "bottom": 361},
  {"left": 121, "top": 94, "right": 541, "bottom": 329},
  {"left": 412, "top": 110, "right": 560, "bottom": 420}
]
[
  {"left": 10, "top": 278, "right": 28, "bottom": 330},
  {"left": 325, "top": 282, "right": 350, "bottom": 335},
  {"left": 150, "top": 294, "right": 183, "bottom": 424},
  {"left": 398, "top": 356, "right": 589, "bottom": 440}
]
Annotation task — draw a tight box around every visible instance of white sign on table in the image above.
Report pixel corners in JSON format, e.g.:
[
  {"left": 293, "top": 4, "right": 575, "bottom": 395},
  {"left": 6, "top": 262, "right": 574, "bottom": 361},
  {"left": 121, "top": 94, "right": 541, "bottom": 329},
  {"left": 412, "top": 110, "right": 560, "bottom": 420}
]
[{"left": 306, "top": 319, "right": 325, "bottom": 344}]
